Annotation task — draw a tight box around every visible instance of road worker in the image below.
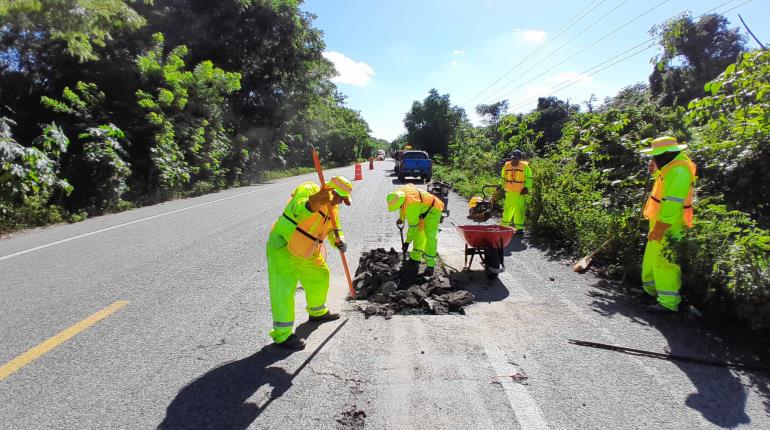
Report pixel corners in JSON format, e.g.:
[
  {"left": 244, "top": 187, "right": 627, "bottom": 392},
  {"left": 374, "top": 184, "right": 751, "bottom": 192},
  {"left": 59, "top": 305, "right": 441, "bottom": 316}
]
[
  {"left": 501, "top": 150, "right": 532, "bottom": 234},
  {"left": 386, "top": 184, "right": 444, "bottom": 277},
  {"left": 266, "top": 176, "right": 353, "bottom": 349},
  {"left": 640, "top": 136, "right": 697, "bottom": 313}
]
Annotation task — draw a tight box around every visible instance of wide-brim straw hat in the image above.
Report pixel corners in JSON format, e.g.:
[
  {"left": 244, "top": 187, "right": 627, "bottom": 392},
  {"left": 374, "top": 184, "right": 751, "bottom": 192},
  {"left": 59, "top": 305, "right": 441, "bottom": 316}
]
[{"left": 641, "top": 136, "right": 688, "bottom": 156}]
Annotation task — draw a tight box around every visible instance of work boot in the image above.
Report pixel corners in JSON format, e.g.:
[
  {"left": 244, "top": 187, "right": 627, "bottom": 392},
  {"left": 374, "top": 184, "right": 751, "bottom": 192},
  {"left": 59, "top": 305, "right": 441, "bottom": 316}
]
[
  {"left": 515, "top": 229, "right": 525, "bottom": 237},
  {"left": 646, "top": 303, "right": 675, "bottom": 314},
  {"left": 275, "top": 334, "right": 306, "bottom": 350},
  {"left": 423, "top": 267, "right": 435, "bottom": 277},
  {"left": 309, "top": 311, "right": 340, "bottom": 323}
]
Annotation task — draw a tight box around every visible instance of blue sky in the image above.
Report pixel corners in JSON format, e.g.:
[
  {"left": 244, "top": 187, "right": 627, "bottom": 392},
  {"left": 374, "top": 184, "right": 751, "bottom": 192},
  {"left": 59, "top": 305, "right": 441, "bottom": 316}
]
[{"left": 302, "top": 0, "right": 769, "bottom": 141}]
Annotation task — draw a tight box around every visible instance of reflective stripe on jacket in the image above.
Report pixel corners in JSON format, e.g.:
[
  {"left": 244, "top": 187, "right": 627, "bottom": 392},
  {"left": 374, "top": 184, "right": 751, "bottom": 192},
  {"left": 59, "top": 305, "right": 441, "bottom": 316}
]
[
  {"left": 399, "top": 184, "right": 444, "bottom": 242},
  {"left": 643, "top": 154, "right": 697, "bottom": 228},
  {"left": 502, "top": 161, "right": 532, "bottom": 192}
]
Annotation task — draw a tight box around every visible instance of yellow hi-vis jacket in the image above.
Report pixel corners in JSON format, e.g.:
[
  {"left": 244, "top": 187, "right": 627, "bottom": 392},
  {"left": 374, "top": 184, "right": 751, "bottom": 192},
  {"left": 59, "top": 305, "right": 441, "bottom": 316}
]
[
  {"left": 271, "top": 181, "right": 344, "bottom": 259},
  {"left": 643, "top": 153, "right": 697, "bottom": 228},
  {"left": 502, "top": 160, "right": 533, "bottom": 192},
  {"left": 399, "top": 184, "right": 444, "bottom": 242}
]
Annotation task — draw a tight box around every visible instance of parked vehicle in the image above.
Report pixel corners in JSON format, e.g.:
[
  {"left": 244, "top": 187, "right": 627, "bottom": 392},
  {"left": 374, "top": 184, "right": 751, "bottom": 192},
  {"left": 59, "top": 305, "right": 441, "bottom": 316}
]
[
  {"left": 396, "top": 150, "right": 432, "bottom": 182},
  {"left": 376, "top": 149, "right": 385, "bottom": 161}
]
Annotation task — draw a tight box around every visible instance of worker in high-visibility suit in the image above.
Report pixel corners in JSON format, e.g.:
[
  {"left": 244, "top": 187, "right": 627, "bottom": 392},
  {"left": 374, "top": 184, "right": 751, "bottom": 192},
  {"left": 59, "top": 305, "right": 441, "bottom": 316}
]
[
  {"left": 266, "top": 176, "right": 353, "bottom": 349},
  {"left": 640, "top": 136, "right": 697, "bottom": 313},
  {"left": 501, "top": 150, "right": 533, "bottom": 234},
  {"left": 386, "top": 184, "right": 445, "bottom": 277}
]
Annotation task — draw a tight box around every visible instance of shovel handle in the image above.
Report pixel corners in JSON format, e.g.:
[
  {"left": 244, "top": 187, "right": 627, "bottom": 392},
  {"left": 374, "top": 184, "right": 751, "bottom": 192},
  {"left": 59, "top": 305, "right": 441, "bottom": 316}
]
[{"left": 312, "top": 149, "right": 355, "bottom": 298}]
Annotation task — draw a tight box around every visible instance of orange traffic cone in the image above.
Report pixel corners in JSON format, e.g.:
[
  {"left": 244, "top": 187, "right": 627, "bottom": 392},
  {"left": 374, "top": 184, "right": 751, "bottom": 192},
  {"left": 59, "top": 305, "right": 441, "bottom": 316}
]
[
  {"left": 369, "top": 158, "right": 374, "bottom": 170},
  {"left": 354, "top": 164, "right": 363, "bottom": 180}
]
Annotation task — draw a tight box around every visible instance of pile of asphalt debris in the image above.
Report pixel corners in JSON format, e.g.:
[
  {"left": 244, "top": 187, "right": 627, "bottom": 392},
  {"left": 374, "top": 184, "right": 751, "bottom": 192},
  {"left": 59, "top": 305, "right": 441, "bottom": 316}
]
[{"left": 352, "top": 248, "right": 475, "bottom": 318}]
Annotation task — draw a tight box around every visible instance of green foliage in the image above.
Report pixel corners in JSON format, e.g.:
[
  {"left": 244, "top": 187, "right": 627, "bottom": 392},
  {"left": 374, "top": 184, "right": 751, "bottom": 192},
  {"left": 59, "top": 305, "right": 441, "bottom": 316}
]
[
  {"left": 0, "top": 118, "right": 72, "bottom": 203},
  {"left": 649, "top": 13, "right": 745, "bottom": 107},
  {"left": 686, "top": 50, "right": 770, "bottom": 227},
  {"left": 74, "top": 124, "right": 131, "bottom": 213},
  {"left": 0, "top": 0, "right": 151, "bottom": 62},
  {"left": 135, "top": 33, "right": 241, "bottom": 194},
  {"left": 2, "top": 0, "right": 374, "bottom": 225},
  {"left": 1, "top": 118, "right": 72, "bottom": 231},
  {"left": 403, "top": 89, "right": 468, "bottom": 156}
]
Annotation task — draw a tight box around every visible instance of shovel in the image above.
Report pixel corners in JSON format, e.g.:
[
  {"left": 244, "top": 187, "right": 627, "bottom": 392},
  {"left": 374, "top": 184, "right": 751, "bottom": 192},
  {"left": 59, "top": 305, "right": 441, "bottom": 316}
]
[
  {"left": 396, "top": 219, "right": 407, "bottom": 264},
  {"left": 396, "top": 219, "right": 419, "bottom": 284}
]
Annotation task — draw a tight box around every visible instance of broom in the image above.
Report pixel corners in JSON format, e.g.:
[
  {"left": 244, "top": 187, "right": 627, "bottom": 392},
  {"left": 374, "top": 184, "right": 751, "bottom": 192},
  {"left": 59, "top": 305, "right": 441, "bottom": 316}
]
[{"left": 573, "top": 176, "right": 652, "bottom": 273}]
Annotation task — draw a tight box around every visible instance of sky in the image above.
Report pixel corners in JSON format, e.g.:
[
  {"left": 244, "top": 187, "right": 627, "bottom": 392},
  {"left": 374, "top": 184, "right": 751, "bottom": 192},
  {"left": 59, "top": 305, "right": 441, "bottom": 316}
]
[{"left": 302, "top": 0, "right": 769, "bottom": 141}]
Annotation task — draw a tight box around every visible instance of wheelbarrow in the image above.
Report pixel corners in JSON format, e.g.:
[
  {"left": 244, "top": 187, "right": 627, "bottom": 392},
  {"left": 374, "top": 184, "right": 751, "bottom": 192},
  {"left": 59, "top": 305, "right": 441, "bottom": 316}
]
[
  {"left": 467, "top": 185, "right": 500, "bottom": 222},
  {"left": 454, "top": 224, "right": 515, "bottom": 279}
]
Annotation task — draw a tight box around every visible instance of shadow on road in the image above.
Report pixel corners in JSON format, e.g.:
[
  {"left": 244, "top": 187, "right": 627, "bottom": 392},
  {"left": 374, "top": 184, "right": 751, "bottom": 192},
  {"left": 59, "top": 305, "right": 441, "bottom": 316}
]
[
  {"left": 158, "top": 319, "right": 349, "bottom": 430},
  {"left": 448, "top": 270, "right": 509, "bottom": 303},
  {"left": 504, "top": 235, "right": 527, "bottom": 254},
  {"left": 587, "top": 279, "right": 763, "bottom": 428},
  {"left": 391, "top": 178, "right": 426, "bottom": 186}
]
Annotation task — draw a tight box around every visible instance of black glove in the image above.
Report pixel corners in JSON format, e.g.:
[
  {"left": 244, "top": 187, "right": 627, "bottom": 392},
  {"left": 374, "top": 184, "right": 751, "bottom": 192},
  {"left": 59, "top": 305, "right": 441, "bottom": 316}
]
[
  {"left": 335, "top": 240, "right": 347, "bottom": 253},
  {"left": 520, "top": 187, "right": 529, "bottom": 195}
]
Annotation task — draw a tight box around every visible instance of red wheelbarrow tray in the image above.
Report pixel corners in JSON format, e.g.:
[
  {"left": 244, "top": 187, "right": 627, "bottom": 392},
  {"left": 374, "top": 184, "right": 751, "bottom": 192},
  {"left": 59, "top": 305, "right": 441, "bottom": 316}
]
[{"left": 455, "top": 225, "right": 515, "bottom": 249}]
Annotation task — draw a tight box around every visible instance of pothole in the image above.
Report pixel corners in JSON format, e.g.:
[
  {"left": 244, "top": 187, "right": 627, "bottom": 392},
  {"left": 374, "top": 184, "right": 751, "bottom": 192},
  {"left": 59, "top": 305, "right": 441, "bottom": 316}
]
[{"left": 351, "top": 248, "right": 475, "bottom": 318}]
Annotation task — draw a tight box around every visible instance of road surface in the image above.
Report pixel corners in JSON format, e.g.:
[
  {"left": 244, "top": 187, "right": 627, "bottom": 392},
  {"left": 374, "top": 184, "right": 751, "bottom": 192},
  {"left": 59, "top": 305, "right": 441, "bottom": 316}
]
[{"left": 1, "top": 160, "right": 768, "bottom": 429}]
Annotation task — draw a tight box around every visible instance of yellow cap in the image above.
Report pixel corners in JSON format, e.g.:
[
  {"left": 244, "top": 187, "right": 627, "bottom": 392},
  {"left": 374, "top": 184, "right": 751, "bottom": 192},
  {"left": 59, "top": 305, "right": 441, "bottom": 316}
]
[{"left": 386, "top": 190, "right": 406, "bottom": 211}]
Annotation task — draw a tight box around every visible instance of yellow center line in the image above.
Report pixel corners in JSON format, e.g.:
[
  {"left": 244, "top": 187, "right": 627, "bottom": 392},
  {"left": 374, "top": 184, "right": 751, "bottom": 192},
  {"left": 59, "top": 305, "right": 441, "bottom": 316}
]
[{"left": 0, "top": 300, "right": 130, "bottom": 381}]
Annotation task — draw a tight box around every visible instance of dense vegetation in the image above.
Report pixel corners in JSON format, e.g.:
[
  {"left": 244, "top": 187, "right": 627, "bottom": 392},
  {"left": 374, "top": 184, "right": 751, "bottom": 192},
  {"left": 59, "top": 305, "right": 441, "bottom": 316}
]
[
  {"left": 1, "top": 0, "right": 381, "bottom": 231},
  {"left": 410, "top": 14, "right": 769, "bottom": 341}
]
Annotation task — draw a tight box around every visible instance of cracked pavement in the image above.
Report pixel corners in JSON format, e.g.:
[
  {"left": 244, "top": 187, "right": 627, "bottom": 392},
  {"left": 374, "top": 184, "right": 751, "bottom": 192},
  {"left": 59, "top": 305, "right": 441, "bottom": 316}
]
[{"left": 1, "top": 160, "right": 769, "bottom": 429}]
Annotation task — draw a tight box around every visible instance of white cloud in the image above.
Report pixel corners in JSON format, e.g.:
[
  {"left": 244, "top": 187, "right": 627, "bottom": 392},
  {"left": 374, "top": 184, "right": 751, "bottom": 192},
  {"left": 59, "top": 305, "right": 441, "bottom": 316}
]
[
  {"left": 513, "top": 29, "right": 547, "bottom": 44},
  {"left": 322, "top": 51, "right": 374, "bottom": 86},
  {"left": 452, "top": 49, "right": 466, "bottom": 56},
  {"left": 443, "top": 59, "right": 461, "bottom": 68}
]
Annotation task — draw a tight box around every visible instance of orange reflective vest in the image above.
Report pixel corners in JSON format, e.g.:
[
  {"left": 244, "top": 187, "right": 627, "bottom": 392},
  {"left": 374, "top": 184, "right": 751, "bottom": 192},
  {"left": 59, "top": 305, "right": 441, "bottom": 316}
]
[
  {"left": 282, "top": 206, "right": 339, "bottom": 259},
  {"left": 643, "top": 156, "right": 697, "bottom": 228},
  {"left": 400, "top": 185, "right": 445, "bottom": 229},
  {"left": 503, "top": 160, "right": 529, "bottom": 192}
]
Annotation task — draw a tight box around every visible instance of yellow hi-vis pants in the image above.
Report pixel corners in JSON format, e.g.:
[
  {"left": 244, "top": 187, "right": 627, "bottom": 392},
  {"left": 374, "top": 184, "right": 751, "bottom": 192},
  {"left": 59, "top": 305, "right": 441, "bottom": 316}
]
[
  {"left": 410, "top": 209, "right": 441, "bottom": 268},
  {"left": 266, "top": 231, "right": 330, "bottom": 343},
  {"left": 641, "top": 233, "right": 683, "bottom": 311},
  {"left": 501, "top": 191, "right": 525, "bottom": 229}
]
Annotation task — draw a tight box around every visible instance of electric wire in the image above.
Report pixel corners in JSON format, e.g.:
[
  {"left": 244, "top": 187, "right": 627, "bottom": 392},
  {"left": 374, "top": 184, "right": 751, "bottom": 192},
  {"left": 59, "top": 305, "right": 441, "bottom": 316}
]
[
  {"left": 503, "top": 0, "right": 751, "bottom": 112},
  {"left": 484, "top": 0, "right": 671, "bottom": 105},
  {"left": 462, "top": 0, "right": 607, "bottom": 106}
]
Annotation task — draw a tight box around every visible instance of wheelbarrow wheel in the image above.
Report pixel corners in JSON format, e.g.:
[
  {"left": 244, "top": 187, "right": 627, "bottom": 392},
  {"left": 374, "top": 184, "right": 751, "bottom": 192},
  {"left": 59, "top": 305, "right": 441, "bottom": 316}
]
[{"left": 483, "top": 245, "right": 502, "bottom": 280}]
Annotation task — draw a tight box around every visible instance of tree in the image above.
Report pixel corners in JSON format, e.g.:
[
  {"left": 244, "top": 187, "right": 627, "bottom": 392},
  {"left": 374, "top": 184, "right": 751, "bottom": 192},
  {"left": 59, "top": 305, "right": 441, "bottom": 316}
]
[
  {"left": 529, "top": 96, "right": 579, "bottom": 155},
  {"left": 600, "top": 83, "right": 650, "bottom": 111},
  {"left": 135, "top": 0, "right": 336, "bottom": 171},
  {"left": 475, "top": 100, "right": 509, "bottom": 127},
  {"left": 649, "top": 13, "right": 746, "bottom": 107},
  {"left": 403, "top": 89, "right": 467, "bottom": 156}
]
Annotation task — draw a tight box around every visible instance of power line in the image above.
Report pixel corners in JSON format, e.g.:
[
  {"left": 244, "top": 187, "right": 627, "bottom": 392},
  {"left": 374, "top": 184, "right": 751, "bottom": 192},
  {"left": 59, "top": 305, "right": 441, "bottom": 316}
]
[
  {"left": 462, "top": 0, "right": 607, "bottom": 107},
  {"left": 504, "top": 0, "right": 752, "bottom": 112},
  {"left": 484, "top": 0, "right": 670, "bottom": 105}
]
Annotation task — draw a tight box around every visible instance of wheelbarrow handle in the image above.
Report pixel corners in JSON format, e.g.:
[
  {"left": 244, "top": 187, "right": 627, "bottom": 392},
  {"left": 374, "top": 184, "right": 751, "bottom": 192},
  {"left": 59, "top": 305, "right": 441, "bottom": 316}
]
[{"left": 481, "top": 185, "right": 500, "bottom": 200}]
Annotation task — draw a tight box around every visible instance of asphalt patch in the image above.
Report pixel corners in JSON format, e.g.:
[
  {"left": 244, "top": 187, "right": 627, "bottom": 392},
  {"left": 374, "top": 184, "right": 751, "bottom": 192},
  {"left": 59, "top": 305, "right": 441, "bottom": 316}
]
[
  {"left": 335, "top": 405, "right": 366, "bottom": 429},
  {"left": 352, "top": 248, "right": 475, "bottom": 318}
]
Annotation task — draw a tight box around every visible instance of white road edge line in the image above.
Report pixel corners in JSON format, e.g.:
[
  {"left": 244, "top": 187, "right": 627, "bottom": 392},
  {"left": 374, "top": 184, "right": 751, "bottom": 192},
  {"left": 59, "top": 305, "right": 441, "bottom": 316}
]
[
  {"left": 484, "top": 343, "right": 549, "bottom": 430},
  {"left": 0, "top": 184, "right": 282, "bottom": 262}
]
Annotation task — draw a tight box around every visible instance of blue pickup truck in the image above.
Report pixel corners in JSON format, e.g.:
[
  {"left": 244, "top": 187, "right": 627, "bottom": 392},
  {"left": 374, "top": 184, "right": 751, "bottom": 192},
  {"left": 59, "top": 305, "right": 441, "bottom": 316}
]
[{"left": 396, "top": 150, "right": 432, "bottom": 183}]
